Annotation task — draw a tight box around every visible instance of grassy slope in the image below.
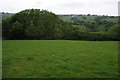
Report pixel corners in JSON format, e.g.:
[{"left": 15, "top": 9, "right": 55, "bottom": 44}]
[{"left": 3, "top": 40, "right": 118, "bottom": 78}]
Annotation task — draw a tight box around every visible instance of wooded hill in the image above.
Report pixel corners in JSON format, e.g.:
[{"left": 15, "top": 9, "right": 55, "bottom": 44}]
[
  {"left": 58, "top": 14, "right": 118, "bottom": 32},
  {"left": 1, "top": 9, "right": 120, "bottom": 40},
  {"left": 1, "top": 12, "right": 118, "bottom": 32}
]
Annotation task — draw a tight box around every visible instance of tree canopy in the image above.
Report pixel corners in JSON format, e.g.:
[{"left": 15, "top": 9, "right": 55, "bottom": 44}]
[
  {"left": 3, "top": 9, "right": 63, "bottom": 39},
  {"left": 2, "top": 9, "right": 119, "bottom": 41}
]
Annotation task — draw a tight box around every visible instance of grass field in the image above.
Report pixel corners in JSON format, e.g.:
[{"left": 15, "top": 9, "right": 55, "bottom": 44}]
[{"left": 2, "top": 40, "right": 118, "bottom": 78}]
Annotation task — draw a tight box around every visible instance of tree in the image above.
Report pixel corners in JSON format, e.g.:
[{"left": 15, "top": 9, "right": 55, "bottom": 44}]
[
  {"left": 3, "top": 9, "right": 61, "bottom": 39},
  {"left": 78, "top": 25, "right": 87, "bottom": 32},
  {"left": 2, "top": 17, "right": 11, "bottom": 39},
  {"left": 108, "top": 24, "right": 120, "bottom": 34},
  {"left": 10, "top": 21, "right": 24, "bottom": 39},
  {"left": 60, "top": 22, "right": 74, "bottom": 39},
  {"left": 108, "top": 24, "right": 120, "bottom": 40}
]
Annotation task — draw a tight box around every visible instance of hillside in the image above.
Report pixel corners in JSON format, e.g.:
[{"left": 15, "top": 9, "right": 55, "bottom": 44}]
[
  {"left": 2, "top": 11, "right": 119, "bottom": 40},
  {"left": 1, "top": 13, "right": 118, "bottom": 32},
  {"left": 0, "top": 12, "right": 14, "bottom": 20},
  {"left": 0, "top": 12, "right": 118, "bottom": 23},
  {"left": 58, "top": 14, "right": 118, "bottom": 23}
]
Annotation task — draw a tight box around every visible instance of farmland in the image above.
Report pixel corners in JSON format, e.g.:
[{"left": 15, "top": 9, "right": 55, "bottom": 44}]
[
  {"left": 58, "top": 15, "right": 118, "bottom": 23},
  {"left": 2, "top": 40, "right": 118, "bottom": 78}
]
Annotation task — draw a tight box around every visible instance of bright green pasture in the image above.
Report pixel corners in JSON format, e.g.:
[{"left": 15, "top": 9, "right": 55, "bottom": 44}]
[{"left": 2, "top": 40, "right": 118, "bottom": 78}]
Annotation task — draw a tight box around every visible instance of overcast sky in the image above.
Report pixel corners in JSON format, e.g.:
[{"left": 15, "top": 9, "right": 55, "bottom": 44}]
[{"left": 0, "top": 0, "right": 119, "bottom": 16}]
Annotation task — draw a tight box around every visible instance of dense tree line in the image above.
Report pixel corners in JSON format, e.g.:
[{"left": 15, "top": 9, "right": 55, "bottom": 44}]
[
  {"left": 2, "top": 9, "right": 73, "bottom": 40},
  {"left": 2, "top": 9, "right": 120, "bottom": 41}
]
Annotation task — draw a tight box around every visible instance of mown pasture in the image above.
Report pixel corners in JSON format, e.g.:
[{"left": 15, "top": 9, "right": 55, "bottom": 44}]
[{"left": 2, "top": 40, "right": 118, "bottom": 78}]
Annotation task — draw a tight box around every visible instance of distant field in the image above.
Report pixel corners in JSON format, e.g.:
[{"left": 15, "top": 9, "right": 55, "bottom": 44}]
[{"left": 3, "top": 40, "right": 118, "bottom": 78}]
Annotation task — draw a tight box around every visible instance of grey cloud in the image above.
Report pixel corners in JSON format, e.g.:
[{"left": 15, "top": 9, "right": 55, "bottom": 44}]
[
  {"left": 33, "top": 1, "right": 43, "bottom": 8},
  {"left": 60, "top": 2, "right": 84, "bottom": 8},
  {"left": 103, "top": 1, "right": 118, "bottom": 4},
  {"left": 58, "top": 2, "right": 105, "bottom": 8},
  {"left": 35, "top": 2, "right": 43, "bottom": 5}
]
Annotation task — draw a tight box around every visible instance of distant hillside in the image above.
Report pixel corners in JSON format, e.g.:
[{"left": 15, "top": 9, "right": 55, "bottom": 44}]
[
  {"left": 1, "top": 12, "right": 118, "bottom": 32},
  {"left": 0, "top": 12, "right": 118, "bottom": 22},
  {"left": 0, "top": 12, "right": 118, "bottom": 23},
  {"left": 2, "top": 9, "right": 119, "bottom": 40},
  {"left": 0, "top": 12, "right": 14, "bottom": 20},
  {"left": 58, "top": 14, "right": 118, "bottom": 23}
]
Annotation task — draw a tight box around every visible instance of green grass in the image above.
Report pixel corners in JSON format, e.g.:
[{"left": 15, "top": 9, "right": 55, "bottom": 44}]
[{"left": 3, "top": 40, "right": 118, "bottom": 78}]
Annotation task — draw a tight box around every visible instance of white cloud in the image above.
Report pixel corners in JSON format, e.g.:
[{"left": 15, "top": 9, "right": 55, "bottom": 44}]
[{"left": 0, "top": 0, "right": 119, "bottom": 16}]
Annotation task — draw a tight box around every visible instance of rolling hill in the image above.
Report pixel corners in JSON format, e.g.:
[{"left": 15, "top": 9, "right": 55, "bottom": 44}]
[
  {"left": 58, "top": 14, "right": 118, "bottom": 23},
  {"left": 0, "top": 12, "right": 118, "bottom": 23},
  {"left": 1, "top": 12, "right": 118, "bottom": 32}
]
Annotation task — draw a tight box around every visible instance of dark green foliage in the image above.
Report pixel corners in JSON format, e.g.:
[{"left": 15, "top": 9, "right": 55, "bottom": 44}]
[
  {"left": 59, "top": 15, "right": 118, "bottom": 32},
  {"left": 2, "top": 9, "right": 62, "bottom": 39},
  {"left": 79, "top": 32, "right": 119, "bottom": 41},
  {"left": 2, "top": 9, "right": 119, "bottom": 41},
  {"left": 108, "top": 24, "right": 120, "bottom": 34},
  {"left": 108, "top": 24, "right": 120, "bottom": 41},
  {"left": 2, "top": 18, "right": 12, "bottom": 39}
]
